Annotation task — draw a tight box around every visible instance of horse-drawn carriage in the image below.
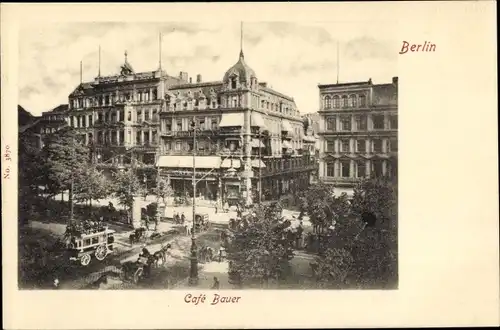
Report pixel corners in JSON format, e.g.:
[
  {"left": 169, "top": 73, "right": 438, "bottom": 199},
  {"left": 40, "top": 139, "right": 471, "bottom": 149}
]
[
  {"left": 120, "top": 243, "right": 172, "bottom": 284},
  {"left": 64, "top": 223, "right": 115, "bottom": 267}
]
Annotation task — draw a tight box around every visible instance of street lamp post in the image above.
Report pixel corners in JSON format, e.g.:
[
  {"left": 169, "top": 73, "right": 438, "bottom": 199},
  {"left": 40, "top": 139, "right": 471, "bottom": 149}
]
[{"left": 189, "top": 120, "right": 199, "bottom": 286}]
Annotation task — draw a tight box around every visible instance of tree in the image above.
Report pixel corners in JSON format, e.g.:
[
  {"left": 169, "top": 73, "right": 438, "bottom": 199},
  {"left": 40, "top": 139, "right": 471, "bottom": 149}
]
[
  {"left": 73, "top": 166, "right": 113, "bottom": 215},
  {"left": 41, "top": 127, "right": 89, "bottom": 203},
  {"left": 312, "top": 178, "right": 398, "bottom": 289},
  {"left": 297, "top": 183, "right": 350, "bottom": 234},
  {"left": 227, "top": 203, "right": 295, "bottom": 288},
  {"left": 156, "top": 176, "right": 174, "bottom": 203},
  {"left": 112, "top": 169, "right": 141, "bottom": 222},
  {"left": 18, "top": 130, "right": 44, "bottom": 224}
]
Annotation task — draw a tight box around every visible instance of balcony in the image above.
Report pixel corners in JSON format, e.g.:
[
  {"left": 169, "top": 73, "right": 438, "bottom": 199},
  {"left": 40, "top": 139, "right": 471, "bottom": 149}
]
[{"left": 160, "top": 130, "right": 218, "bottom": 138}]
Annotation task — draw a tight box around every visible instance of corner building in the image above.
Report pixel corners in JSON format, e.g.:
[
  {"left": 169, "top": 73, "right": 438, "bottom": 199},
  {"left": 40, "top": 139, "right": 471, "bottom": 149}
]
[
  {"left": 66, "top": 53, "right": 181, "bottom": 178},
  {"left": 317, "top": 77, "right": 398, "bottom": 195},
  {"left": 159, "top": 50, "right": 316, "bottom": 206}
]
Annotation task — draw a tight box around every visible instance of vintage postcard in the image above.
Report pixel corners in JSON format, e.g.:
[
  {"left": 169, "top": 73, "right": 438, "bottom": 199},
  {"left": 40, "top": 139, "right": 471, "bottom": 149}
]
[{"left": 2, "top": 2, "right": 498, "bottom": 329}]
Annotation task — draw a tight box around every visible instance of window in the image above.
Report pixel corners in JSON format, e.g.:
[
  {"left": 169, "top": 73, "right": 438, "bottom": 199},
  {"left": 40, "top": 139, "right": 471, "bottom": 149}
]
[
  {"left": 357, "top": 140, "right": 366, "bottom": 153},
  {"left": 326, "top": 140, "right": 335, "bottom": 152},
  {"left": 166, "top": 119, "right": 172, "bottom": 131},
  {"left": 176, "top": 121, "right": 182, "bottom": 131},
  {"left": 175, "top": 141, "right": 181, "bottom": 151},
  {"left": 164, "top": 141, "right": 171, "bottom": 151},
  {"left": 136, "top": 131, "right": 141, "bottom": 144},
  {"left": 326, "top": 117, "right": 336, "bottom": 131},
  {"left": 211, "top": 118, "right": 218, "bottom": 130},
  {"left": 195, "top": 99, "right": 199, "bottom": 107},
  {"left": 356, "top": 115, "right": 367, "bottom": 131},
  {"left": 341, "top": 116, "right": 351, "bottom": 131},
  {"left": 333, "top": 95, "right": 340, "bottom": 108},
  {"left": 326, "top": 162, "right": 335, "bottom": 177},
  {"left": 152, "top": 110, "right": 158, "bottom": 122},
  {"left": 341, "top": 161, "right": 350, "bottom": 177},
  {"left": 231, "top": 77, "right": 237, "bottom": 89},
  {"left": 89, "top": 115, "right": 93, "bottom": 125},
  {"left": 390, "top": 115, "right": 398, "bottom": 129},
  {"left": 372, "top": 160, "right": 383, "bottom": 177},
  {"left": 357, "top": 161, "right": 366, "bottom": 178},
  {"left": 348, "top": 95, "right": 356, "bottom": 107},
  {"left": 144, "top": 131, "right": 150, "bottom": 144},
  {"left": 324, "top": 96, "right": 332, "bottom": 109},
  {"left": 198, "top": 118, "right": 205, "bottom": 129},
  {"left": 152, "top": 89, "right": 157, "bottom": 100},
  {"left": 342, "top": 95, "right": 348, "bottom": 107},
  {"left": 119, "top": 131, "right": 124, "bottom": 145},
  {"left": 373, "top": 115, "right": 385, "bottom": 130},
  {"left": 232, "top": 97, "right": 238, "bottom": 108},
  {"left": 359, "top": 94, "right": 367, "bottom": 107},
  {"left": 373, "top": 139, "right": 383, "bottom": 153},
  {"left": 341, "top": 140, "right": 350, "bottom": 153},
  {"left": 188, "top": 143, "right": 194, "bottom": 151},
  {"left": 152, "top": 131, "right": 157, "bottom": 144},
  {"left": 137, "top": 110, "right": 142, "bottom": 123},
  {"left": 390, "top": 139, "right": 398, "bottom": 152},
  {"left": 127, "top": 111, "right": 131, "bottom": 121},
  {"left": 198, "top": 140, "right": 205, "bottom": 150},
  {"left": 144, "top": 110, "right": 150, "bottom": 122}
]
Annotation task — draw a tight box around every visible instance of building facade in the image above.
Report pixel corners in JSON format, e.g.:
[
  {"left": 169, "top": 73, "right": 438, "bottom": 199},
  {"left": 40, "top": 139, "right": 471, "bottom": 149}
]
[
  {"left": 66, "top": 53, "right": 184, "bottom": 178},
  {"left": 317, "top": 77, "right": 398, "bottom": 194},
  {"left": 158, "top": 50, "right": 316, "bottom": 206}
]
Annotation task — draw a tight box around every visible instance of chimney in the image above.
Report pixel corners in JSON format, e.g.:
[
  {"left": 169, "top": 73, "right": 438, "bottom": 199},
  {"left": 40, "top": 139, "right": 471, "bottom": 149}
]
[
  {"left": 392, "top": 76, "right": 398, "bottom": 85},
  {"left": 179, "top": 71, "right": 188, "bottom": 83},
  {"left": 189, "top": 77, "right": 192, "bottom": 84},
  {"left": 196, "top": 74, "right": 202, "bottom": 83},
  {"left": 368, "top": 78, "right": 372, "bottom": 84}
]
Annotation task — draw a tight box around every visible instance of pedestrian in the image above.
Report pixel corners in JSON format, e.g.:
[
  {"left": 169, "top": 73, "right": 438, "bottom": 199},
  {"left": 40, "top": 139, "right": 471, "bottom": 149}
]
[
  {"left": 211, "top": 276, "right": 220, "bottom": 290},
  {"left": 215, "top": 203, "right": 218, "bottom": 214},
  {"left": 181, "top": 212, "right": 186, "bottom": 224},
  {"left": 218, "top": 246, "right": 225, "bottom": 262},
  {"left": 53, "top": 277, "right": 60, "bottom": 289}
]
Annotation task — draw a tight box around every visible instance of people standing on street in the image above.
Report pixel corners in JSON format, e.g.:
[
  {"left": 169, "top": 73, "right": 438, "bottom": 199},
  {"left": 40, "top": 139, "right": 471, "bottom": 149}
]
[{"left": 211, "top": 276, "right": 220, "bottom": 290}]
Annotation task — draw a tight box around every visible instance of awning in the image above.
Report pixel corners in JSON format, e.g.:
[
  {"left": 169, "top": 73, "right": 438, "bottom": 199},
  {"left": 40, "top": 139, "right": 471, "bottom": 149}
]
[
  {"left": 251, "top": 159, "right": 266, "bottom": 168},
  {"left": 282, "top": 140, "right": 292, "bottom": 149},
  {"left": 281, "top": 120, "right": 294, "bottom": 134},
  {"left": 251, "top": 138, "right": 265, "bottom": 148},
  {"left": 251, "top": 112, "right": 266, "bottom": 129},
  {"left": 221, "top": 158, "right": 241, "bottom": 168},
  {"left": 157, "top": 156, "right": 220, "bottom": 169},
  {"left": 219, "top": 113, "right": 244, "bottom": 127}
]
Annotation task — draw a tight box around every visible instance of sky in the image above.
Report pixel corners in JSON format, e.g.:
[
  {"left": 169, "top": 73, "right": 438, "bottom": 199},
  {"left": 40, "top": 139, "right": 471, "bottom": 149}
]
[{"left": 19, "top": 21, "right": 398, "bottom": 116}]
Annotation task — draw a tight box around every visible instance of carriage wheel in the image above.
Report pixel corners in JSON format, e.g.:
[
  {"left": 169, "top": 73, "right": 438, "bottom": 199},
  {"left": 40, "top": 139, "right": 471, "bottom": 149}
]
[
  {"left": 133, "top": 268, "right": 143, "bottom": 284},
  {"left": 95, "top": 245, "right": 107, "bottom": 261},
  {"left": 80, "top": 254, "right": 91, "bottom": 266}
]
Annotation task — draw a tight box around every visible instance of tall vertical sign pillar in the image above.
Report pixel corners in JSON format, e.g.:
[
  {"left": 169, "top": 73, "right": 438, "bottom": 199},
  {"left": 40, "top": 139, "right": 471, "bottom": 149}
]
[{"left": 243, "top": 109, "right": 253, "bottom": 206}]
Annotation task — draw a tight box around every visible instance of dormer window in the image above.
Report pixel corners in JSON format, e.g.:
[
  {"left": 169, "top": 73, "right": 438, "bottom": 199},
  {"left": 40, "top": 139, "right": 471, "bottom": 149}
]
[{"left": 231, "top": 76, "right": 237, "bottom": 89}]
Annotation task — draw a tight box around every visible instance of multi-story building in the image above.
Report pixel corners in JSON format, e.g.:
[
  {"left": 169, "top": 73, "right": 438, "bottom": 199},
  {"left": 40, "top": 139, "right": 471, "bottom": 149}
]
[
  {"left": 158, "top": 49, "right": 316, "bottom": 205},
  {"left": 317, "top": 77, "right": 398, "bottom": 194},
  {"left": 66, "top": 52, "right": 183, "bottom": 177}
]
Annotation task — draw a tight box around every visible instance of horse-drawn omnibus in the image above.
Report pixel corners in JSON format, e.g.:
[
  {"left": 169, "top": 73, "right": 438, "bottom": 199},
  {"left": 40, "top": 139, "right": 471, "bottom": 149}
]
[{"left": 65, "top": 225, "right": 116, "bottom": 266}]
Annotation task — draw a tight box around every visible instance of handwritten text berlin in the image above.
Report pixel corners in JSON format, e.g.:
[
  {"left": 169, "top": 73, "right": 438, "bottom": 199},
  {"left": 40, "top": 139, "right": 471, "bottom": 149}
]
[{"left": 399, "top": 41, "right": 436, "bottom": 54}]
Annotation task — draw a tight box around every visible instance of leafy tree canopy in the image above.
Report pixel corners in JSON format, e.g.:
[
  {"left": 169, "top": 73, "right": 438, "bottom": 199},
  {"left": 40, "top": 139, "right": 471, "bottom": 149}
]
[{"left": 227, "top": 203, "right": 295, "bottom": 287}]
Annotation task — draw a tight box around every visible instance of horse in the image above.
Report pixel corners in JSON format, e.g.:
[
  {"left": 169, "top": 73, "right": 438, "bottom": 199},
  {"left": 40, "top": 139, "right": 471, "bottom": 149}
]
[{"left": 151, "top": 243, "right": 172, "bottom": 268}]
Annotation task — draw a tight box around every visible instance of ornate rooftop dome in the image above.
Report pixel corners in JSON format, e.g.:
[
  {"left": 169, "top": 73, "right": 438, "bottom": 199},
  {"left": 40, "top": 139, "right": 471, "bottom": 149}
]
[{"left": 223, "top": 50, "right": 256, "bottom": 84}]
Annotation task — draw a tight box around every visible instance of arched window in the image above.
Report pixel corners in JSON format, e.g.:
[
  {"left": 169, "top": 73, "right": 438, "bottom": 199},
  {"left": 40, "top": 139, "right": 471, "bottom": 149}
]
[
  {"left": 231, "top": 77, "right": 237, "bottom": 89},
  {"left": 348, "top": 94, "right": 357, "bottom": 108},
  {"left": 324, "top": 95, "right": 332, "bottom": 109},
  {"left": 359, "top": 94, "right": 366, "bottom": 107},
  {"left": 333, "top": 95, "right": 340, "bottom": 108},
  {"left": 342, "top": 95, "right": 348, "bottom": 108}
]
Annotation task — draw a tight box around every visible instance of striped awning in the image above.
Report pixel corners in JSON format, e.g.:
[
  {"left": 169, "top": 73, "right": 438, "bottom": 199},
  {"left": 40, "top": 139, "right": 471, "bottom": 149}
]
[
  {"left": 219, "top": 113, "right": 244, "bottom": 127},
  {"left": 251, "top": 112, "right": 266, "bottom": 129},
  {"left": 251, "top": 159, "right": 266, "bottom": 168},
  {"left": 251, "top": 138, "right": 265, "bottom": 148},
  {"left": 156, "top": 156, "right": 220, "bottom": 169},
  {"left": 221, "top": 158, "right": 241, "bottom": 169}
]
